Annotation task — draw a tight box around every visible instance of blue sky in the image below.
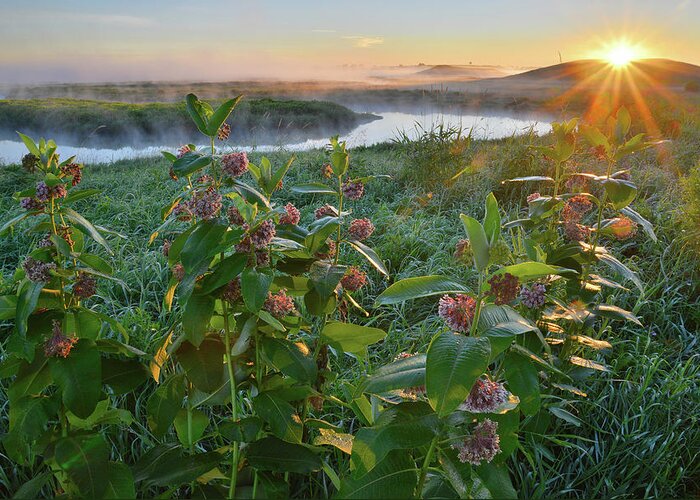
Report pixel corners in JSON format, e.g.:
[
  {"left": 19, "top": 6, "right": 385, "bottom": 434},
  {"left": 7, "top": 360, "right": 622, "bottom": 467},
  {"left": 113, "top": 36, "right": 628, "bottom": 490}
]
[{"left": 1, "top": 0, "right": 699, "bottom": 83}]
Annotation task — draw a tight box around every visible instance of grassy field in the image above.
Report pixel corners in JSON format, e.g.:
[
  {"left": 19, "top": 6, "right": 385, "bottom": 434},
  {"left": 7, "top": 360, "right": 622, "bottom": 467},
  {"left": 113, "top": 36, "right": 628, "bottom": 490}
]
[
  {"left": 1, "top": 110, "right": 698, "bottom": 497},
  {"left": 0, "top": 98, "right": 378, "bottom": 147}
]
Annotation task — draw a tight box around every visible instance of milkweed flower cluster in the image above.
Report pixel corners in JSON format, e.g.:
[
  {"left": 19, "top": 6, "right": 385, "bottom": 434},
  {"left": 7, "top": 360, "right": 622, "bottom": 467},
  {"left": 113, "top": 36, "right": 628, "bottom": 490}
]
[
  {"left": 453, "top": 419, "right": 501, "bottom": 465},
  {"left": 315, "top": 239, "right": 337, "bottom": 260},
  {"left": 251, "top": 220, "right": 276, "bottom": 249},
  {"left": 460, "top": 379, "right": 508, "bottom": 413},
  {"left": 44, "top": 320, "right": 78, "bottom": 358},
  {"left": 227, "top": 206, "right": 246, "bottom": 226},
  {"left": 315, "top": 204, "right": 336, "bottom": 220},
  {"left": 22, "top": 153, "right": 39, "bottom": 172},
  {"left": 176, "top": 145, "right": 191, "bottom": 158},
  {"left": 60, "top": 163, "right": 83, "bottom": 186},
  {"left": 322, "top": 163, "right": 333, "bottom": 178},
  {"left": 562, "top": 194, "right": 593, "bottom": 223},
  {"left": 486, "top": 273, "right": 520, "bottom": 305},
  {"left": 172, "top": 263, "right": 185, "bottom": 282},
  {"left": 217, "top": 123, "right": 231, "bottom": 141},
  {"left": 340, "top": 266, "right": 368, "bottom": 292},
  {"left": 162, "top": 239, "right": 171, "bottom": 257},
  {"left": 73, "top": 273, "right": 97, "bottom": 299},
  {"left": 438, "top": 294, "right": 477, "bottom": 333},
  {"left": 520, "top": 283, "right": 546, "bottom": 308},
  {"left": 342, "top": 180, "right": 364, "bottom": 200},
  {"left": 453, "top": 239, "right": 473, "bottom": 263},
  {"left": 20, "top": 197, "right": 45, "bottom": 211},
  {"left": 349, "top": 218, "right": 374, "bottom": 241},
  {"left": 189, "top": 189, "right": 222, "bottom": 220},
  {"left": 564, "top": 222, "right": 591, "bottom": 242},
  {"left": 263, "top": 289, "right": 295, "bottom": 318},
  {"left": 279, "top": 203, "right": 300, "bottom": 225},
  {"left": 608, "top": 216, "right": 638, "bottom": 240},
  {"left": 565, "top": 175, "right": 590, "bottom": 193},
  {"left": 488, "top": 239, "right": 511, "bottom": 266},
  {"left": 35, "top": 181, "right": 67, "bottom": 202},
  {"left": 23, "top": 257, "right": 56, "bottom": 283},
  {"left": 221, "top": 152, "right": 249, "bottom": 178},
  {"left": 526, "top": 192, "right": 541, "bottom": 204},
  {"left": 221, "top": 278, "right": 242, "bottom": 303}
]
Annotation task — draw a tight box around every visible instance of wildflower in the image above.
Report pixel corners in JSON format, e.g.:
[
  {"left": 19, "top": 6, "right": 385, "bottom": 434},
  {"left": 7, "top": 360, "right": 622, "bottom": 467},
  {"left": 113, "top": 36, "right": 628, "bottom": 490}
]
[
  {"left": 315, "top": 239, "right": 337, "bottom": 260},
  {"left": 564, "top": 222, "right": 590, "bottom": 242},
  {"left": 56, "top": 225, "right": 74, "bottom": 248},
  {"left": 255, "top": 250, "right": 270, "bottom": 267},
  {"left": 342, "top": 180, "right": 364, "bottom": 200},
  {"left": 454, "top": 239, "right": 473, "bottom": 263},
  {"left": 393, "top": 352, "right": 426, "bottom": 397},
  {"left": 608, "top": 216, "right": 638, "bottom": 240},
  {"left": 235, "top": 235, "right": 252, "bottom": 254},
  {"left": 227, "top": 206, "right": 246, "bottom": 226},
  {"left": 315, "top": 204, "right": 337, "bottom": 219},
  {"left": 251, "top": 220, "right": 276, "bottom": 249},
  {"left": 61, "top": 163, "right": 82, "bottom": 186},
  {"left": 22, "top": 257, "right": 56, "bottom": 283},
  {"left": 460, "top": 379, "right": 508, "bottom": 413},
  {"left": 37, "top": 234, "right": 53, "bottom": 248},
  {"left": 173, "top": 202, "right": 193, "bottom": 222},
  {"left": 453, "top": 419, "right": 501, "bottom": 465},
  {"left": 162, "top": 239, "right": 171, "bottom": 257},
  {"left": 438, "top": 294, "right": 477, "bottom": 333},
  {"left": 526, "top": 192, "right": 541, "bottom": 204},
  {"left": 73, "top": 273, "right": 97, "bottom": 299},
  {"left": 221, "top": 152, "right": 249, "bottom": 178},
  {"left": 322, "top": 163, "right": 333, "bottom": 178},
  {"left": 488, "top": 239, "right": 511, "bottom": 266},
  {"left": 22, "top": 153, "right": 39, "bottom": 173},
  {"left": 177, "top": 145, "right": 191, "bottom": 158},
  {"left": 20, "top": 197, "right": 44, "bottom": 211},
  {"left": 52, "top": 184, "right": 68, "bottom": 199},
  {"left": 35, "top": 181, "right": 51, "bottom": 202},
  {"left": 190, "top": 189, "right": 222, "bottom": 220},
  {"left": 486, "top": 273, "right": 520, "bottom": 305},
  {"left": 349, "top": 218, "right": 374, "bottom": 241},
  {"left": 217, "top": 123, "right": 231, "bottom": 141},
  {"left": 44, "top": 320, "right": 78, "bottom": 358},
  {"left": 197, "top": 174, "right": 214, "bottom": 185},
  {"left": 562, "top": 194, "right": 593, "bottom": 223},
  {"left": 520, "top": 283, "right": 546, "bottom": 308},
  {"left": 172, "top": 263, "right": 185, "bottom": 282},
  {"left": 340, "top": 266, "right": 368, "bottom": 292},
  {"left": 221, "top": 279, "right": 241, "bottom": 303},
  {"left": 263, "top": 289, "right": 296, "bottom": 318},
  {"left": 279, "top": 203, "right": 300, "bottom": 225}
]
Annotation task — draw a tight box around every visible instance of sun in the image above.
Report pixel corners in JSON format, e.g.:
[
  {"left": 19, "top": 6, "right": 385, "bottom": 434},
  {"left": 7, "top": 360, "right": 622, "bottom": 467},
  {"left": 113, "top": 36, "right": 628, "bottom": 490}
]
[{"left": 605, "top": 43, "right": 640, "bottom": 67}]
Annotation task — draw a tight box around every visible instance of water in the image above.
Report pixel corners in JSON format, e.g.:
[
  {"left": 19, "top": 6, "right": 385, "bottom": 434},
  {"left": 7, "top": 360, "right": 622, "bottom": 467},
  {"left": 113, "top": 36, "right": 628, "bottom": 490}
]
[{"left": 0, "top": 110, "right": 551, "bottom": 164}]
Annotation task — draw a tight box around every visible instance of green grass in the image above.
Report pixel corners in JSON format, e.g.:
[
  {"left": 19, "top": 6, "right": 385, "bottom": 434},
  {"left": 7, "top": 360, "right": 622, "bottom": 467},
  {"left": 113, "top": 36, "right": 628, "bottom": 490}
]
[
  {"left": 0, "top": 98, "right": 378, "bottom": 148},
  {"left": 1, "top": 119, "right": 699, "bottom": 497}
]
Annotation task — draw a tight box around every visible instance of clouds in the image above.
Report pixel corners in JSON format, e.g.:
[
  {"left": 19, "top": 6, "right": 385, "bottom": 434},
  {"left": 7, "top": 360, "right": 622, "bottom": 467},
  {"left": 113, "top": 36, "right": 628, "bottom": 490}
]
[{"left": 342, "top": 36, "right": 385, "bottom": 48}]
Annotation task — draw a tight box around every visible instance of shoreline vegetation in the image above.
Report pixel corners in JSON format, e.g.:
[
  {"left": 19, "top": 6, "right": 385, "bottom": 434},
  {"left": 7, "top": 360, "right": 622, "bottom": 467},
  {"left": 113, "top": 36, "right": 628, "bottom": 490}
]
[{"left": 0, "top": 98, "right": 380, "bottom": 147}]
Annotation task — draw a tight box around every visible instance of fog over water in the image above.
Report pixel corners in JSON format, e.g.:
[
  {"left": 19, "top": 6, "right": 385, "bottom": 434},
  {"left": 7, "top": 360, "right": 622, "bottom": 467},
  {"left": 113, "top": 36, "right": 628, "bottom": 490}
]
[{"left": 0, "top": 109, "right": 551, "bottom": 165}]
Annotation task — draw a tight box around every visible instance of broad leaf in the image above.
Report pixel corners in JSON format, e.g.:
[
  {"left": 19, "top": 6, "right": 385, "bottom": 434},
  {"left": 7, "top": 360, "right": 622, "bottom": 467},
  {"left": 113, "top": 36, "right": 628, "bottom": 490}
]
[
  {"left": 246, "top": 437, "right": 322, "bottom": 473},
  {"left": 54, "top": 434, "right": 110, "bottom": 498},
  {"left": 49, "top": 339, "right": 101, "bottom": 418},
  {"left": 261, "top": 337, "right": 317, "bottom": 382},
  {"left": 375, "top": 275, "right": 470, "bottom": 306},
  {"left": 321, "top": 321, "right": 386, "bottom": 357},
  {"left": 459, "top": 215, "right": 489, "bottom": 271},
  {"left": 177, "top": 337, "right": 225, "bottom": 392},
  {"left": 337, "top": 451, "right": 417, "bottom": 499},
  {"left": 147, "top": 373, "right": 185, "bottom": 438},
  {"left": 252, "top": 392, "right": 303, "bottom": 443}
]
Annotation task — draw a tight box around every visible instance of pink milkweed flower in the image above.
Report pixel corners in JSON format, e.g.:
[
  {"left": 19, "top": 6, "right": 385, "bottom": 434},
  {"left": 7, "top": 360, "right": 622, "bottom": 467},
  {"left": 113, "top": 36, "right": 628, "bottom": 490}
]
[
  {"left": 263, "top": 289, "right": 296, "bottom": 318},
  {"left": 279, "top": 203, "right": 301, "bottom": 225},
  {"left": 221, "top": 152, "right": 249, "bottom": 178},
  {"left": 438, "top": 294, "right": 477, "bottom": 333},
  {"left": 348, "top": 218, "right": 374, "bottom": 241},
  {"left": 453, "top": 419, "right": 501, "bottom": 465},
  {"left": 460, "top": 379, "right": 508, "bottom": 413}
]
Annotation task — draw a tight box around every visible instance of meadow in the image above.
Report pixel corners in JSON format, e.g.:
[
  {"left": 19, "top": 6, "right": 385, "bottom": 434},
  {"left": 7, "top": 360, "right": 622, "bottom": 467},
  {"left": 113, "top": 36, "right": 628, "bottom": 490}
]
[{"left": 0, "top": 94, "right": 698, "bottom": 499}]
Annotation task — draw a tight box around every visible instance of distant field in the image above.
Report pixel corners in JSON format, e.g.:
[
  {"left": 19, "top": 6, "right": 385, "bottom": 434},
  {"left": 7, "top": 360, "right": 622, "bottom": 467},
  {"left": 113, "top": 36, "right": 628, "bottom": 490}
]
[{"left": 0, "top": 98, "right": 379, "bottom": 147}]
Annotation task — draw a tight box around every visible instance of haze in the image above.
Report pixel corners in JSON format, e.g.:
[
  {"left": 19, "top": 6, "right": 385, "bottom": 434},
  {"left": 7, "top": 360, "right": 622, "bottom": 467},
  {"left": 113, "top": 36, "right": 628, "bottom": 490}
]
[{"left": 2, "top": 0, "right": 700, "bottom": 84}]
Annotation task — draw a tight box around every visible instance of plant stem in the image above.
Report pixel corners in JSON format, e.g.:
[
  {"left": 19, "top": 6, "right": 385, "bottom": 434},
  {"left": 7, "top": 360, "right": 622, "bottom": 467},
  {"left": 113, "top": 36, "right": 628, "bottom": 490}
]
[
  {"left": 186, "top": 382, "right": 194, "bottom": 453},
  {"left": 222, "top": 287, "right": 239, "bottom": 499},
  {"left": 334, "top": 175, "right": 343, "bottom": 265},
  {"left": 469, "top": 272, "right": 485, "bottom": 336},
  {"left": 415, "top": 436, "right": 439, "bottom": 498}
]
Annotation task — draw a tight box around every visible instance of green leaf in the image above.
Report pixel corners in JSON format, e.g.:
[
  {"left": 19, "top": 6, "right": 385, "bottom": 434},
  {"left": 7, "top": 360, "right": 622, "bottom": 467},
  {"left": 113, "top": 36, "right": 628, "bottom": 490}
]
[
  {"left": 102, "top": 358, "right": 149, "bottom": 395},
  {"left": 321, "top": 321, "right": 386, "bottom": 357},
  {"left": 180, "top": 220, "right": 227, "bottom": 273},
  {"left": 593, "top": 304, "right": 642, "bottom": 326},
  {"left": 459, "top": 215, "right": 489, "bottom": 271},
  {"left": 602, "top": 178, "right": 637, "bottom": 210},
  {"left": 246, "top": 437, "right": 322, "bottom": 473},
  {"left": 347, "top": 239, "right": 389, "bottom": 277},
  {"left": 206, "top": 95, "right": 242, "bottom": 136},
  {"left": 548, "top": 406, "right": 582, "bottom": 427},
  {"left": 54, "top": 434, "right": 110, "bottom": 498},
  {"left": 17, "top": 132, "right": 40, "bottom": 157},
  {"left": 10, "top": 471, "right": 53, "bottom": 499},
  {"left": 490, "top": 262, "right": 572, "bottom": 283},
  {"left": 483, "top": 193, "right": 501, "bottom": 244},
  {"left": 64, "top": 188, "right": 101, "bottom": 204},
  {"left": 478, "top": 305, "right": 538, "bottom": 358},
  {"left": 198, "top": 253, "right": 247, "bottom": 295},
  {"left": 16, "top": 280, "right": 43, "bottom": 337},
  {"left": 49, "top": 339, "right": 101, "bottom": 419},
  {"left": 502, "top": 175, "right": 555, "bottom": 183},
  {"left": 66, "top": 399, "right": 133, "bottom": 429},
  {"left": 474, "top": 463, "right": 517, "bottom": 499},
  {"left": 426, "top": 333, "right": 491, "bottom": 417},
  {"left": 147, "top": 373, "right": 185, "bottom": 438},
  {"left": 504, "top": 350, "right": 540, "bottom": 415},
  {"left": 337, "top": 451, "right": 417, "bottom": 499},
  {"left": 290, "top": 182, "right": 339, "bottom": 195},
  {"left": 185, "top": 93, "right": 210, "bottom": 136},
  {"left": 1, "top": 212, "right": 31, "bottom": 236},
  {"left": 375, "top": 275, "right": 470, "bottom": 306},
  {"left": 173, "top": 152, "right": 213, "bottom": 177},
  {"left": 261, "top": 337, "right": 317, "bottom": 382},
  {"left": 351, "top": 402, "right": 438, "bottom": 478},
  {"left": 63, "top": 207, "right": 112, "bottom": 254},
  {"left": 174, "top": 408, "right": 209, "bottom": 448},
  {"left": 438, "top": 446, "right": 472, "bottom": 497},
  {"left": 103, "top": 462, "right": 136, "bottom": 499},
  {"left": 252, "top": 391, "right": 303, "bottom": 443},
  {"left": 133, "top": 444, "right": 222, "bottom": 488},
  {"left": 621, "top": 206, "right": 656, "bottom": 242},
  {"left": 596, "top": 251, "right": 644, "bottom": 292},
  {"left": 182, "top": 294, "right": 215, "bottom": 347},
  {"left": 361, "top": 353, "right": 426, "bottom": 395},
  {"left": 241, "top": 267, "right": 274, "bottom": 312},
  {"left": 309, "top": 261, "right": 346, "bottom": 300},
  {"left": 177, "top": 337, "right": 225, "bottom": 392}
]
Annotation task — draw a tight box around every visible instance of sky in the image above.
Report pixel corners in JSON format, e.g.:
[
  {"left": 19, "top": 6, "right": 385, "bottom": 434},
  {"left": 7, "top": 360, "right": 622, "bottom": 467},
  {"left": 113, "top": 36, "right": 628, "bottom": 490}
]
[{"left": 1, "top": 0, "right": 699, "bottom": 83}]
